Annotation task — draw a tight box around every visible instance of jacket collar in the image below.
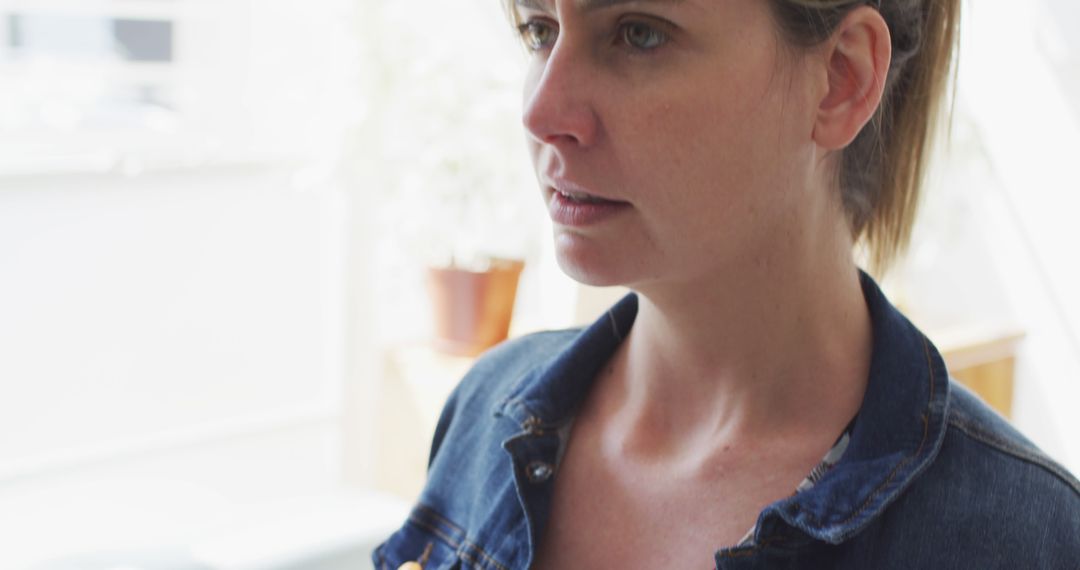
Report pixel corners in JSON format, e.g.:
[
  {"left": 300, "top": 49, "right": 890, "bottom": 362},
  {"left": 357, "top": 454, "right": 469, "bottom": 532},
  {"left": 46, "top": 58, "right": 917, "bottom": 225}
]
[
  {"left": 495, "top": 271, "right": 950, "bottom": 546},
  {"left": 756, "top": 271, "right": 950, "bottom": 545},
  {"left": 494, "top": 292, "right": 638, "bottom": 431}
]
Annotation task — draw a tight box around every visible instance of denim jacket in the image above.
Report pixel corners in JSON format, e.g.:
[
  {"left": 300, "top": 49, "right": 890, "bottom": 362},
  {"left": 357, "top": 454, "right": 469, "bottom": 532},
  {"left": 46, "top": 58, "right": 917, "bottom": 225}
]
[{"left": 374, "top": 273, "right": 1080, "bottom": 569}]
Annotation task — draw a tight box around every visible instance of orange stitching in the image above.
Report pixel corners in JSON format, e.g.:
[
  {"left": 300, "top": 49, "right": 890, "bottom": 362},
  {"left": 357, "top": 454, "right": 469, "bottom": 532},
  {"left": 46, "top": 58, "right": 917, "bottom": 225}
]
[
  {"left": 409, "top": 517, "right": 461, "bottom": 549},
  {"left": 418, "top": 542, "right": 434, "bottom": 566},
  {"left": 417, "top": 504, "right": 466, "bottom": 536},
  {"left": 462, "top": 538, "right": 512, "bottom": 570},
  {"left": 413, "top": 506, "right": 510, "bottom": 570},
  {"left": 458, "top": 548, "right": 482, "bottom": 568},
  {"left": 949, "top": 419, "right": 1080, "bottom": 496},
  {"left": 835, "top": 336, "right": 937, "bottom": 527}
]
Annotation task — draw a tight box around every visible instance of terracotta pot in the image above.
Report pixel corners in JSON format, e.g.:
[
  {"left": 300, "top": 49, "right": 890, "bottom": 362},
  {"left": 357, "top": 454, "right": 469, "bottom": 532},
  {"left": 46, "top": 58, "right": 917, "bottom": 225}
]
[{"left": 426, "top": 259, "right": 525, "bottom": 357}]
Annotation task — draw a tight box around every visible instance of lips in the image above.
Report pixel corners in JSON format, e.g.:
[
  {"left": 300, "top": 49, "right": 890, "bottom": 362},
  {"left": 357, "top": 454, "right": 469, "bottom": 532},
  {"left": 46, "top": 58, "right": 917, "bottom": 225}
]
[
  {"left": 546, "top": 182, "right": 630, "bottom": 227},
  {"left": 554, "top": 187, "right": 613, "bottom": 204},
  {"left": 545, "top": 177, "right": 624, "bottom": 204}
]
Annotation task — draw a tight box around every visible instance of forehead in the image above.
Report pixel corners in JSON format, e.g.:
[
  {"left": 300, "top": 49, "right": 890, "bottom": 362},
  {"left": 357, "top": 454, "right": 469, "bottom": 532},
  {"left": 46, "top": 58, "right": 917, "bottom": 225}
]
[{"left": 514, "top": 0, "right": 694, "bottom": 12}]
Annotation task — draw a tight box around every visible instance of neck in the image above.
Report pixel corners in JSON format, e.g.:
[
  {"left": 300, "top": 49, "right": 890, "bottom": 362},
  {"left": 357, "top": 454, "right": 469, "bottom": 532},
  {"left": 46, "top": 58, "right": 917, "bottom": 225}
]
[{"left": 604, "top": 212, "right": 872, "bottom": 463}]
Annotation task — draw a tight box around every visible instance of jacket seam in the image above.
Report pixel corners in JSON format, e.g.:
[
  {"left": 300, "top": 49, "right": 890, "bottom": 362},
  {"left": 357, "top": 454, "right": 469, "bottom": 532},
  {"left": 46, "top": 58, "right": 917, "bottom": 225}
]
[
  {"left": 947, "top": 417, "right": 1080, "bottom": 496},
  {"left": 830, "top": 335, "right": 937, "bottom": 529},
  {"left": 419, "top": 503, "right": 466, "bottom": 534},
  {"left": 495, "top": 330, "right": 584, "bottom": 415},
  {"left": 409, "top": 516, "right": 462, "bottom": 550},
  {"left": 418, "top": 505, "right": 512, "bottom": 570},
  {"left": 461, "top": 538, "right": 512, "bottom": 570},
  {"left": 409, "top": 515, "right": 512, "bottom": 570},
  {"left": 723, "top": 334, "right": 940, "bottom": 547}
]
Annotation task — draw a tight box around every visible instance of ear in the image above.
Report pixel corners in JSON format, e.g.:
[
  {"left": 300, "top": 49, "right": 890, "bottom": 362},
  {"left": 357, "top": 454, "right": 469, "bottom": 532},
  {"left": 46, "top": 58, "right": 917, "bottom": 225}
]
[{"left": 812, "top": 7, "right": 892, "bottom": 150}]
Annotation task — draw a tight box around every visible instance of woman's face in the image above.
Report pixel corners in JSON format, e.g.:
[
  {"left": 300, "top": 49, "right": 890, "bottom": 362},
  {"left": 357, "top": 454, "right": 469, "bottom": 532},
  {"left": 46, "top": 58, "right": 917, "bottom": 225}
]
[{"left": 517, "top": 0, "right": 826, "bottom": 288}]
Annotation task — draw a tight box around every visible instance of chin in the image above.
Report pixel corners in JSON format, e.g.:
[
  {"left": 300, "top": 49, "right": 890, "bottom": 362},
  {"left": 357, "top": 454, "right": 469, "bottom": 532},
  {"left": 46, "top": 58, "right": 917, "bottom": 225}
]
[{"left": 553, "top": 232, "right": 637, "bottom": 288}]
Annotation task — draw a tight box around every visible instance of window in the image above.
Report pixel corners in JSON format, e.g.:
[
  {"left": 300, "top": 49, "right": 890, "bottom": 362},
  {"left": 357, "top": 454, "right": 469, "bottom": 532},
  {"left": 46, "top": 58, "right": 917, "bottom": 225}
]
[{"left": 0, "top": 1, "right": 372, "bottom": 567}]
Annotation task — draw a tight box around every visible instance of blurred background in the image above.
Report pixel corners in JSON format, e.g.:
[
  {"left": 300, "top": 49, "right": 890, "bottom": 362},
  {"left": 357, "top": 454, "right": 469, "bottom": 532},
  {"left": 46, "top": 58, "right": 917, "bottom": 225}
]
[{"left": 0, "top": 0, "right": 1077, "bottom": 568}]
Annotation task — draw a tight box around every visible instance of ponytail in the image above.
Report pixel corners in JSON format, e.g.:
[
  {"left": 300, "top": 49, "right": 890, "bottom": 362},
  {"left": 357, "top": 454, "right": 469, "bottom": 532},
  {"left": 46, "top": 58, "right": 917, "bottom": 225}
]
[{"left": 771, "top": 0, "right": 962, "bottom": 273}]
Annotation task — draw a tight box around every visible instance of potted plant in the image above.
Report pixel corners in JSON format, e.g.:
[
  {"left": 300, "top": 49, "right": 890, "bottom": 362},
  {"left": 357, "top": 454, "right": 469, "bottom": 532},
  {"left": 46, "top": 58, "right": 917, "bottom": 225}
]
[{"left": 365, "top": 1, "right": 537, "bottom": 355}]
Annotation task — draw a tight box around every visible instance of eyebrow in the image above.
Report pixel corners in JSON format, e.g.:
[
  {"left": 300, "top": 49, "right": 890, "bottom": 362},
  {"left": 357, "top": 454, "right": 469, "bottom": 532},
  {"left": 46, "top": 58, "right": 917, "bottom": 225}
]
[{"left": 514, "top": 0, "right": 687, "bottom": 13}]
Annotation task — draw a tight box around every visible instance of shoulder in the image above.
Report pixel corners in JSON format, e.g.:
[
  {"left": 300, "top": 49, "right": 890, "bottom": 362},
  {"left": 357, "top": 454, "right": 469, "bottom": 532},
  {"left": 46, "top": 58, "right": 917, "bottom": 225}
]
[
  {"left": 930, "top": 380, "right": 1079, "bottom": 512},
  {"left": 839, "top": 382, "right": 1080, "bottom": 568},
  {"left": 440, "top": 328, "right": 584, "bottom": 418},
  {"left": 870, "top": 381, "right": 1080, "bottom": 565},
  {"left": 424, "top": 328, "right": 583, "bottom": 466},
  {"left": 935, "top": 381, "right": 1078, "bottom": 531},
  {"left": 943, "top": 381, "right": 1080, "bottom": 494},
  {"left": 372, "top": 330, "right": 585, "bottom": 570}
]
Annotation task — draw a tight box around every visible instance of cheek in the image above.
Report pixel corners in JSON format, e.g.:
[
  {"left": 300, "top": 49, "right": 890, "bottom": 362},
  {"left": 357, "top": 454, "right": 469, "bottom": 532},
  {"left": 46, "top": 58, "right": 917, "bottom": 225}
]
[
  {"left": 612, "top": 21, "right": 797, "bottom": 189},
  {"left": 619, "top": 81, "right": 785, "bottom": 210},
  {"left": 606, "top": 62, "right": 812, "bottom": 262}
]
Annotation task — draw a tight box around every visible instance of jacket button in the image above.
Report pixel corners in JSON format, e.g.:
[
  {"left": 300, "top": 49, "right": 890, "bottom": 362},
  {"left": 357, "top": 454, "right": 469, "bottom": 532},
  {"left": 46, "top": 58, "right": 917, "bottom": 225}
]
[{"left": 527, "top": 461, "right": 554, "bottom": 483}]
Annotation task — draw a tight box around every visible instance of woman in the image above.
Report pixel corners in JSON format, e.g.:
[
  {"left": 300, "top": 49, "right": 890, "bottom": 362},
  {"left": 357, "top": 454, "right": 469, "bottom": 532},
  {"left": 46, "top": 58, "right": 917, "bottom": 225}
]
[{"left": 376, "top": 0, "right": 1080, "bottom": 568}]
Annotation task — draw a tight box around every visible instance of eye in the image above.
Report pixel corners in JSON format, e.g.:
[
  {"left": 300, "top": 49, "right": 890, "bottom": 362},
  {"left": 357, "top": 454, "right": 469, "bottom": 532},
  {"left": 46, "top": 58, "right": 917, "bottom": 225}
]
[
  {"left": 618, "top": 21, "right": 668, "bottom": 51},
  {"left": 517, "top": 20, "right": 558, "bottom": 52}
]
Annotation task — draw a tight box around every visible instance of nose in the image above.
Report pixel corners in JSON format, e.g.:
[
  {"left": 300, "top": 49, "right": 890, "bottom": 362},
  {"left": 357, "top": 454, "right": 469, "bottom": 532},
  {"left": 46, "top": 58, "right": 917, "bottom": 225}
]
[{"left": 522, "top": 40, "right": 599, "bottom": 148}]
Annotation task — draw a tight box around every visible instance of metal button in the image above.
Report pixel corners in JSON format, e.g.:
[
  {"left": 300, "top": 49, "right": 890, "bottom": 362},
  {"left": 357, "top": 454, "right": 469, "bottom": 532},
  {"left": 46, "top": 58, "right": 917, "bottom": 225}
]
[{"left": 527, "top": 461, "right": 554, "bottom": 483}]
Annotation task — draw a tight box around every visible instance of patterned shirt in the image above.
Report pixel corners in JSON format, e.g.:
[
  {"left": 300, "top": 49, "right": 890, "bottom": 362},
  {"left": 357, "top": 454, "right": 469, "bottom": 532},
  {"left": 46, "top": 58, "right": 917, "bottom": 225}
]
[{"left": 736, "top": 429, "right": 853, "bottom": 547}]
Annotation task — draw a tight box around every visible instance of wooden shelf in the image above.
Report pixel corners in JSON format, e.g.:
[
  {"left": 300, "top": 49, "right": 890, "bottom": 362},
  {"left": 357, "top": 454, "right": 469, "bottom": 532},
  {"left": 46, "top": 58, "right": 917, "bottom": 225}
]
[{"left": 930, "top": 325, "right": 1025, "bottom": 418}]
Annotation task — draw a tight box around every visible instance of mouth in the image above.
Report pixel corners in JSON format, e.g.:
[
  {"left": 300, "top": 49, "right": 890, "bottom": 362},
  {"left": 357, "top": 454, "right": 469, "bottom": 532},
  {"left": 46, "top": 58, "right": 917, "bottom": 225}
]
[
  {"left": 544, "top": 176, "right": 628, "bottom": 205},
  {"left": 545, "top": 184, "right": 631, "bottom": 227},
  {"left": 551, "top": 187, "right": 619, "bottom": 204}
]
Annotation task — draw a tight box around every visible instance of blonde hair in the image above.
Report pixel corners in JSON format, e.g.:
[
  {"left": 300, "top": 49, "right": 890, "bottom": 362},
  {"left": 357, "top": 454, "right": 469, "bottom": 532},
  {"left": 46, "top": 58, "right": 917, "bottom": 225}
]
[{"left": 770, "top": 0, "right": 961, "bottom": 273}]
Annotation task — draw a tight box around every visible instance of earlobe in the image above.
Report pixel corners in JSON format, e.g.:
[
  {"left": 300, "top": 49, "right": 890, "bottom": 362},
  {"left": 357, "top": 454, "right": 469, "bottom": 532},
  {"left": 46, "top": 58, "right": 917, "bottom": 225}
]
[{"left": 812, "top": 7, "right": 892, "bottom": 150}]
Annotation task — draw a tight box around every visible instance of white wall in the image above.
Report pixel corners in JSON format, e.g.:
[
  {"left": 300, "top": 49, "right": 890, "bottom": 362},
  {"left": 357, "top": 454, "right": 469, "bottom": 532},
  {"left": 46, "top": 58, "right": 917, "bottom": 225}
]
[
  {"left": 935, "top": 0, "right": 1080, "bottom": 472},
  {"left": 0, "top": 164, "right": 353, "bottom": 567}
]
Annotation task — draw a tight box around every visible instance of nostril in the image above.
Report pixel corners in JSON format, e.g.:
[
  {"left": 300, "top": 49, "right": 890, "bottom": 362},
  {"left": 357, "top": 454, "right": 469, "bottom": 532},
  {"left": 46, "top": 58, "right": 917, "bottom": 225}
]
[
  {"left": 522, "top": 96, "right": 597, "bottom": 148},
  {"left": 544, "top": 133, "right": 582, "bottom": 146}
]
